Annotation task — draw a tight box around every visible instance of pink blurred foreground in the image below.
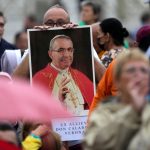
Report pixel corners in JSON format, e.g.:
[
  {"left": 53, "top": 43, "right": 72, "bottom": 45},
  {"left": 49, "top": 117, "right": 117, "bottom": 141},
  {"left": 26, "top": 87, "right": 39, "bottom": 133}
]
[{"left": 0, "top": 79, "right": 71, "bottom": 123}]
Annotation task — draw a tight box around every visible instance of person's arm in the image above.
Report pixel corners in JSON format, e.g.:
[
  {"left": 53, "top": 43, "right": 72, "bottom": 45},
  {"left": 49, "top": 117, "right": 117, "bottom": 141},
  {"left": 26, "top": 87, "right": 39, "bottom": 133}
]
[
  {"left": 84, "top": 104, "right": 141, "bottom": 150},
  {"left": 94, "top": 58, "right": 106, "bottom": 82},
  {"left": 89, "top": 60, "right": 118, "bottom": 115},
  {"left": 22, "top": 125, "right": 50, "bottom": 150},
  {"left": 93, "top": 48, "right": 106, "bottom": 81},
  {"left": 12, "top": 53, "right": 29, "bottom": 78}
]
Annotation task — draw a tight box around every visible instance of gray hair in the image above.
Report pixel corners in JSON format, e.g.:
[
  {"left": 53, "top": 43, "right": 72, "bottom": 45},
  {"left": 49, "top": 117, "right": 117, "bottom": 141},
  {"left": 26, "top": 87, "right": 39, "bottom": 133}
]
[
  {"left": 114, "top": 48, "right": 149, "bottom": 80},
  {"left": 49, "top": 35, "right": 73, "bottom": 50}
]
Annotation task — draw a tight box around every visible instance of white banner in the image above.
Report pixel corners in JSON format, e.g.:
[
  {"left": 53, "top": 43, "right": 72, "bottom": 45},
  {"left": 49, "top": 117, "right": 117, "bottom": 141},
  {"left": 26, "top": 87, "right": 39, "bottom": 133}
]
[{"left": 52, "top": 111, "right": 88, "bottom": 141}]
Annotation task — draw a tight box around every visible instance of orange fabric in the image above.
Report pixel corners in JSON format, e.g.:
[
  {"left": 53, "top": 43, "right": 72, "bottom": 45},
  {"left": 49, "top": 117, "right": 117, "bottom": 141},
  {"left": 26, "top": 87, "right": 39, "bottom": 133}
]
[
  {"left": 98, "top": 50, "right": 106, "bottom": 59},
  {"left": 89, "top": 60, "right": 118, "bottom": 115}
]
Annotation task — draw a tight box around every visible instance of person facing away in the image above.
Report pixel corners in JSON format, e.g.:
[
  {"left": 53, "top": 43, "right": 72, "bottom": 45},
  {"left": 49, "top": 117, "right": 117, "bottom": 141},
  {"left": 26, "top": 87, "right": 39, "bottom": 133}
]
[
  {"left": 89, "top": 18, "right": 129, "bottom": 114},
  {"left": 135, "top": 25, "right": 150, "bottom": 54},
  {"left": 96, "top": 18, "right": 129, "bottom": 67},
  {"left": 33, "top": 35, "right": 94, "bottom": 115}
]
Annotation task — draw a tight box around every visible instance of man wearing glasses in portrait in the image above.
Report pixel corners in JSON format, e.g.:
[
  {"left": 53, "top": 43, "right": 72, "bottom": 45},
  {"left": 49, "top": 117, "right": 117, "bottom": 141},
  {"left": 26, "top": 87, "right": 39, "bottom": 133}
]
[{"left": 33, "top": 35, "right": 94, "bottom": 115}]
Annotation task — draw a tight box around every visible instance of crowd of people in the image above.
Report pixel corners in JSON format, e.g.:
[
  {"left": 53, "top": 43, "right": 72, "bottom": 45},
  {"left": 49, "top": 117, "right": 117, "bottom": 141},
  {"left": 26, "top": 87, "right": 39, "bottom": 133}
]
[{"left": 0, "top": 0, "right": 150, "bottom": 150}]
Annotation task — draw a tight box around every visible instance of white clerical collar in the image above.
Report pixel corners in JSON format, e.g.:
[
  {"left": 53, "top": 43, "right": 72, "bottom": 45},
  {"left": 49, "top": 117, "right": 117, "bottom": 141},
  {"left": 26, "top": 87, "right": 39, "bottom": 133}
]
[{"left": 50, "top": 63, "right": 69, "bottom": 73}]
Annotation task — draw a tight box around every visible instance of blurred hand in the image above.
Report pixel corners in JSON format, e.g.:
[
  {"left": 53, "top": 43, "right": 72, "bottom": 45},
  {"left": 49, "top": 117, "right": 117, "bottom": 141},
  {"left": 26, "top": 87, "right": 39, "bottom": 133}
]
[
  {"left": 34, "top": 22, "right": 78, "bottom": 30},
  {"left": 59, "top": 76, "right": 70, "bottom": 102},
  {"left": 33, "top": 25, "right": 52, "bottom": 30},
  {"left": 124, "top": 78, "right": 148, "bottom": 113},
  {"left": 31, "top": 124, "right": 50, "bottom": 137},
  {"left": 62, "top": 22, "right": 78, "bottom": 29}
]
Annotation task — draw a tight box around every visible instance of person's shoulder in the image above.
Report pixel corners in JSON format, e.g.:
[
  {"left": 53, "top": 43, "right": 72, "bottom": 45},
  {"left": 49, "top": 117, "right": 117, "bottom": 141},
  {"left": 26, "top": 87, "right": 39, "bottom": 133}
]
[
  {"left": 33, "top": 64, "right": 56, "bottom": 79},
  {"left": 33, "top": 66, "right": 48, "bottom": 77},
  {"left": 91, "top": 96, "right": 123, "bottom": 118},
  {"left": 107, "top": 59, "right": 116, "bottom": 68},
  {"left": 70, "top": 68, "right": 93, "bottom": 84},
  {"left": 97, "top": 96, "right": 121, "bottom": 110},
  {"left": 71, "top": 67, "right": 82, "bottom": 73},
  {"left": 1, "top": 38, "right": 16, "bottom": 49},
  {"left": 70, "top": 67, "right": 87, "bottom": 76},
  {"left": 3, "top": 49, "right": 20, "bottom": 55},
  {"left": 101, "top": 96, "right": 120, "bottom": 104},
  {"left": 88, "top": 97, "right": 123, "bottom": 129},
  {"left": 103, "top": 59, "right": 116, "bottom": 78}
]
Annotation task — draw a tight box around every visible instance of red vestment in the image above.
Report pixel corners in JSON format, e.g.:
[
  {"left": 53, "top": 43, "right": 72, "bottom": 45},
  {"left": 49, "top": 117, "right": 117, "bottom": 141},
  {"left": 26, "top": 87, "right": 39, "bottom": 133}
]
[{"left": 33, "top": 64, "right": 94, "bottom": 107}]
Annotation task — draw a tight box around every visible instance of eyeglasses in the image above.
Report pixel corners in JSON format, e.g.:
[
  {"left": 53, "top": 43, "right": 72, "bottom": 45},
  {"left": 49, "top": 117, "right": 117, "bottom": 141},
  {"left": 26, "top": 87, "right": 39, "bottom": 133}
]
[
  {"left": 52, "top": 48, "right": 74, "bottom": 54},
  {"left": 123, "top": 67, "right": 149, "bottom": 75},
  {"left": 44, "top": 19, "right": 68, "bottom": 27}
]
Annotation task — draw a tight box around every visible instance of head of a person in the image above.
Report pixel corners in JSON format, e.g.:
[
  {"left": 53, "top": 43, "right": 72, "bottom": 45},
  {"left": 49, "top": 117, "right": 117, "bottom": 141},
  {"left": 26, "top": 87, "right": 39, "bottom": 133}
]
[
  {"left": 43, "top": 5, "right": 70, "bottom": 27},
  {"left": 24, "top": 14, "right": 37, "bottom": 30},
  {"left": 140, "top": 11, "right": 150, "bottom": 25},
  {"left": 0, "top": 11, "right": 5, "bottom": 39},
  {"left": 14, "top": 31, "right": 28, "bottom": 50},
  {"left": 23, "top": 123, "right": 64, "bottom": 150},
  {"left": 0, "top": 122, "right": 18, "bottom": 146},
  {"left": 40, "top": 131, "right": 63, "bottom": 150},
  {"left": 48, "top": 35, "right": 74, "bottom": 70},
  {"left": 114, "top": 49, "right": 149, "bottom": 96},
  {"left": 136, "top": 25, "right": 150, "bottom": 52},
  {"left": 97, "top": 18, "right": 129, "bottom": 50},
  {"left": 80, "top": 1, "right": 101, "bottom": 25}
]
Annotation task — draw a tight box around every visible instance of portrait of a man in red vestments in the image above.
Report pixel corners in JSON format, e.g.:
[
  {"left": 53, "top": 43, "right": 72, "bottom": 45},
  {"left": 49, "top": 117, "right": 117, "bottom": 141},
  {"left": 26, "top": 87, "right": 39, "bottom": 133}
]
[{"left": 33, "top": 35, "right": 94, "bottom": 115}]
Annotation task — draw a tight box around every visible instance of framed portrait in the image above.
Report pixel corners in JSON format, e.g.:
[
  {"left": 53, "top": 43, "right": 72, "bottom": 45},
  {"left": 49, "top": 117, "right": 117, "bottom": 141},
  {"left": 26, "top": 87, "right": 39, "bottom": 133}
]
[{"left": 28, "top": 26, "right": 95, "bottom": 141}]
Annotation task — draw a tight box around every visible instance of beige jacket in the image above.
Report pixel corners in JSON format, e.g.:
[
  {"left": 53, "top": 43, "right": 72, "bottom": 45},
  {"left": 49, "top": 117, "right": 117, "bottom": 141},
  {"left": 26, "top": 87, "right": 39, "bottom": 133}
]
[{"left": 83, "top": 97, "right": 150, "bottom": 150}]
